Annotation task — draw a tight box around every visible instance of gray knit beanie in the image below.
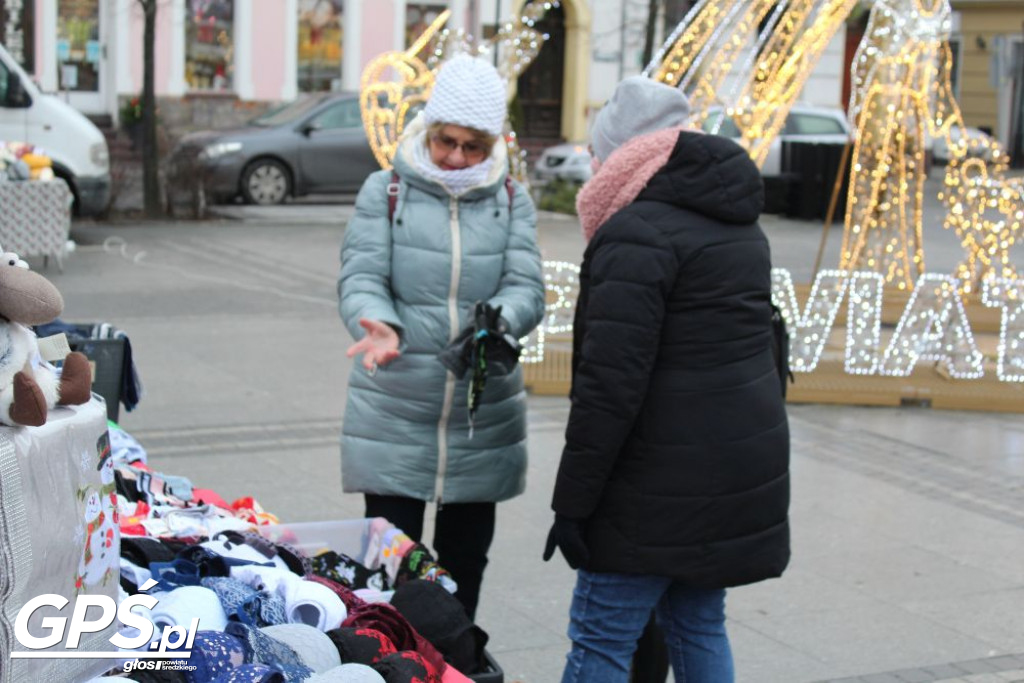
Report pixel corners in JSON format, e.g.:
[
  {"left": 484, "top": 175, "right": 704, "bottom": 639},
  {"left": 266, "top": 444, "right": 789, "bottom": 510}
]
[
  {"left": 423, "top": 54, "right": 507, "bottom": 136},
  {"left": 590, "top": 75, "right": 692, "bottom": 162}
]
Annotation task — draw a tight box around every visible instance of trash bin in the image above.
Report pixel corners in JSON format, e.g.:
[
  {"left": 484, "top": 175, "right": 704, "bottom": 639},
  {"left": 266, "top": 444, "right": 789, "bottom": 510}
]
[
  {"left": 67, "top": 337, "right": 126, "bottom": 422},
  {"left": 35, "top": 319, "right": 139, "bottom": 423},
  {"left": 781, "top": 141, "right": 850, "bottom": 220},
  {"left": 471, "top": 651, "right": 504, "bottom": 683}
]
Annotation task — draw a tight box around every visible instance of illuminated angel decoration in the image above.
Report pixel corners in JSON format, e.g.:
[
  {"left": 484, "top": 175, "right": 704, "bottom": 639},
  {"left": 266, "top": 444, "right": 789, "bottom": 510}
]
[
  {"left": 359, "top": 2, "right": 559, "bottom": 182},
  {"left": 645, "top": 0, "right": 859, "bottom": 168},
  {"left": 942, "top": 153, "right": 1023, "bottom": 295},
  {"left": 359, "top": 10, "right": 449, "bottom": 171},
  {"left": 839, "top": 0, "right": 963, "bottom": 290}
]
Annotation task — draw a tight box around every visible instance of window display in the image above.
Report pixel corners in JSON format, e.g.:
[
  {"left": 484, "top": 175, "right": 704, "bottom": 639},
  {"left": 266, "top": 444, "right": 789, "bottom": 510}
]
[
  {"left": 57, "top": 0, "right": 99, "bottom": 92},
  {"left": 405, "top": 4, "right": 446, "bottom": 51},
  {"left": 185, "top": 0, "right": 234, "bottom": 91},
  {"left": 298, "top": 0, "right": 343, "bottom": 92}
]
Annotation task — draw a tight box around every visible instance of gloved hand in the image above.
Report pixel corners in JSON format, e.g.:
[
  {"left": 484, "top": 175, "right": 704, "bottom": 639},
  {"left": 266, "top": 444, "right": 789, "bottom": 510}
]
[{"left": 542, "top": 514, "right": 590, "bottom": 569}]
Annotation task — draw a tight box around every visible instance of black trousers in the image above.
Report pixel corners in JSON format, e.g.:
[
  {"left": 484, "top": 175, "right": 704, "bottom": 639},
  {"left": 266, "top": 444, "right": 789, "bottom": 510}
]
[
  {"left": 364, "top": 494, "right": 495, "bottom": 621},
  {"left": 630, "top": 616, "right": 670, "bottom": 682}
]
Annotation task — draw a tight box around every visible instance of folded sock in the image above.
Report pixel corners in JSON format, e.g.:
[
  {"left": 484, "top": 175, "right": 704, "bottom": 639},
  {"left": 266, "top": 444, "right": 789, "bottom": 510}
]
[
  {"left": 261, "top": 623, "right": 341, "bottom": 673},
  {"left": 148, "top": 586, "right": 228, "bottom": 636}
]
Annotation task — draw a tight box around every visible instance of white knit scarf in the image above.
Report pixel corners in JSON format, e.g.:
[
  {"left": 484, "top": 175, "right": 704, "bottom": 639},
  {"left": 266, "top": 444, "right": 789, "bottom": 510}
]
[{"left": 411, "top": 129, "right": 495, "bottom": 197}]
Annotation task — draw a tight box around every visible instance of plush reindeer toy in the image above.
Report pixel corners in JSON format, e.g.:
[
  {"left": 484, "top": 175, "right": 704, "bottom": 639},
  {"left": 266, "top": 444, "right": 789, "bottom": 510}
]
[{"left": 0, "top": 251, "right": 91, "bottom": 427}]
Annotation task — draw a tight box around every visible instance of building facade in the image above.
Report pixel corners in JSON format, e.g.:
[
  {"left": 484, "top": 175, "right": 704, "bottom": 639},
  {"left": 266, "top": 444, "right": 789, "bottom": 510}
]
[
  {"left": 950, "top": 0, "right": 1024, "bottom": 163},
  {"left": 2, "top": 0, "right": 850, "bottom": 143}
]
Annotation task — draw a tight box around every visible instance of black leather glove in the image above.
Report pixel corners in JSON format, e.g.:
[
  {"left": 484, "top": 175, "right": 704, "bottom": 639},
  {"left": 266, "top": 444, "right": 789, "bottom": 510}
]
[{"left": 542, "top": 514, "right": 590, "bottom": 569}]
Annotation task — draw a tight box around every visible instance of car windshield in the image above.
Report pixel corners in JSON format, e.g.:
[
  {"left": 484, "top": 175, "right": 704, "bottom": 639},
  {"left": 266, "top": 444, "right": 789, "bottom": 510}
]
[
  {"left": 250, "top": 95, "right": 329, "bottom": 126},
  {"left": 701, "top": 112, "right": 742, "bottom": 138}
]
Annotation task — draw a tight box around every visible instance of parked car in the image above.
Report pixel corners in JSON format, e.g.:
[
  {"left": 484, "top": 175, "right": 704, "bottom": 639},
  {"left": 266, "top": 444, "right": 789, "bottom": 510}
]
[
  {"left": 166, "top": 92, "right": 380, "bottom": 205},
  {"left": 702, "top": 103, "right": 853, "bottom": 177},
  {"left": 0, "top": 42, "right": 110, "bottom": 216},
  {"left": 534, "top": 142, "right": 592, "bottom": 183},
  {"left": 932, "top": 125, "right": 1000, "bottom": 164}
]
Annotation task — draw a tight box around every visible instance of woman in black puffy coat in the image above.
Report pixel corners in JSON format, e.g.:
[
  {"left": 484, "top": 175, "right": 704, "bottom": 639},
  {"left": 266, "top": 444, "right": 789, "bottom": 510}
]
[{"left": 543, "top": 76, "right": 790, "bottom": 683}]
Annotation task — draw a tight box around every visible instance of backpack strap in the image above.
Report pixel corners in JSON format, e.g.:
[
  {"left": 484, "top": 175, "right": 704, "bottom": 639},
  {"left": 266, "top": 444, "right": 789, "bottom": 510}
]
[
  {"left": 504, "top": 176, "right": 515, "bottom": 212},
  {"left": 386, "top": 171, "right": 401, "bottom": 223}
]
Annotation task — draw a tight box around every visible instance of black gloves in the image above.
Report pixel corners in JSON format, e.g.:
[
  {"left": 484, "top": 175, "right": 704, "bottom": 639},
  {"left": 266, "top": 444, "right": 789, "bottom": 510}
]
[
  {"left": 542, "top": 514, "right": 590, "bottom": 569},
  {"left": 437, "top": 302, "right": 522, "bottom": 379}
]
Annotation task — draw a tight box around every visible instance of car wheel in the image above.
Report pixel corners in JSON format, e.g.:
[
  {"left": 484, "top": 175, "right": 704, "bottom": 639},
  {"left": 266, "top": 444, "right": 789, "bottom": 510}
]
[{"left": 241, "top": 158, "right": 291, "bottom": 205}]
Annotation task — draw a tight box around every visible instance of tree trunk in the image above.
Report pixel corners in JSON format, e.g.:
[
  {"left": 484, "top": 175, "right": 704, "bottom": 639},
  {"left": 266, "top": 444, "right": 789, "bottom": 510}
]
[
  {"left": 641, "top": 0, "right": 661, "bottom": 70},
  {"left": 140, "top": 0, "right": 161, "bottom": 218}
]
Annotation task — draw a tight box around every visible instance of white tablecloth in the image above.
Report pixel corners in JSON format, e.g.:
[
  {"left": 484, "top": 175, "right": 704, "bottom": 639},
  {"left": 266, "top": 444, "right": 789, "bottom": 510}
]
[{"left": 0, "top": 399, "right": 116, "bottom": 683}]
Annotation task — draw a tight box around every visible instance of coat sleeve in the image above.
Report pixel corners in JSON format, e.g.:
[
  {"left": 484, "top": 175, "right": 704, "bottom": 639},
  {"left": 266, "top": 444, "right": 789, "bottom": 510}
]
[
  {"left": 552, "top": 215, "right": 679, "bottom": 520},
  {"left": 338, "top": 171, "right": 405, "bottom": 341},
  {"left": 486, "top": 180, "right": 545, "bottom": 339}
]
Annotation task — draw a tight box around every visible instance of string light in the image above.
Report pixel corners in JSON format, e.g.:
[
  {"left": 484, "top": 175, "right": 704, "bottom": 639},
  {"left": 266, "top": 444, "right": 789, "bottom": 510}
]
[
  {"left": 359, "top": 10, "right": 450, "bottom": 170},
  {"left": 520, "top": 261, "right": 580, "bottom": 364},
  {"left": 845, "top": 272, "right": 886, "bottom": 375},
  {"left": 645, "top": 0, "right": 860, "bottom": 168},
  {"left": 841, "top": 0, "right": 1024, "bottom": 295},
  {"left": 981, "top": 277, "right": 1024, "bottom": 382},
  {"left": 771, "top": 268, "right": 849, "bottom": 373},
  {"left": 942, "top": 154, "right": 1023, "bottom": 297},
  {"left": 879, "top": 274, "right": 984, "bottom": 378},
  {"left": 840, "top": 0, "right": 956, "bottom": 289}
]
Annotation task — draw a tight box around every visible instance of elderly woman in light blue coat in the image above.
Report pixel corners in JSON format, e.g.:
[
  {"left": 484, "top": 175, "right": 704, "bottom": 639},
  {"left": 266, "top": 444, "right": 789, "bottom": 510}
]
[{"left": 337, "top": 55, "right": 544, "bottom": 620}]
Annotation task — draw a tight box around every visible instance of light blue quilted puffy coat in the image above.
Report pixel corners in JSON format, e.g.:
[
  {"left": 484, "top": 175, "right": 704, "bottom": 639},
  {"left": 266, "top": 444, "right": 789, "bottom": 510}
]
[{"left": 338, "top": 120, "right": 545, "bottom": 504}]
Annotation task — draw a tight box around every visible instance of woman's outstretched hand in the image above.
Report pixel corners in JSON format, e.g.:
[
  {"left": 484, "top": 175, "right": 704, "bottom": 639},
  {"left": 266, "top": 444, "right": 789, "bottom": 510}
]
[{"left": 346, "top": 319, "right": 400, "bottom": 372}]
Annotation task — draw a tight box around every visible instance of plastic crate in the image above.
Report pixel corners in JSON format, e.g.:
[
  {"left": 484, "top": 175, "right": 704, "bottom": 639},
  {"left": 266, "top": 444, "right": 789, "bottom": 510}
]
[
  {"left": 257, "top": 519, "right": 504, "bottom": 683},
  {"left": 67, "top": 337, "right": 125, "bottom": 422}
]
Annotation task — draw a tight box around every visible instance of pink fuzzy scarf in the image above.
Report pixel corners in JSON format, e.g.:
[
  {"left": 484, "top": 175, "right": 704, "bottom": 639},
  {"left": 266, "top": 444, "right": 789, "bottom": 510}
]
[{"left": 576, "top": 126, "right": 687, "bottom": 243}]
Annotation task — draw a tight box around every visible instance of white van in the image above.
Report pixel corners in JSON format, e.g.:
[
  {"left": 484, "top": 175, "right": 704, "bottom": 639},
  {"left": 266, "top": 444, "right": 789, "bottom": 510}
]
[{"left": 0, "top": 43, "right": 110, "bottom": 217}]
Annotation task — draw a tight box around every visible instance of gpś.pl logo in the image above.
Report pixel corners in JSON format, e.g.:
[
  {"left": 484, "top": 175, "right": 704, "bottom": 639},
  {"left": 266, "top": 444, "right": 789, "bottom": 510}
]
[{"left": 10, "top": 579, "right": 198, "bottom": 672}]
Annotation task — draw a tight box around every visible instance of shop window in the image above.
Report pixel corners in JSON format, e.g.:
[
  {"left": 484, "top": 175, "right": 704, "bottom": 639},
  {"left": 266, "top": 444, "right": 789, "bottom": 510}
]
[
  {"left": 1, "top": 0, "right": 35, "bottom": 73},
  {"left": 298, "top": 0, "right": 343, "bottom": 92},
  {"left": 185, "top": 0, "right": 234, "bottom": 91},
  {"left": 57, "top": 0, "right": 100, "bottom": 92},
  {"left": 406, "top": 4, "right": 446, "bottom": 51}
]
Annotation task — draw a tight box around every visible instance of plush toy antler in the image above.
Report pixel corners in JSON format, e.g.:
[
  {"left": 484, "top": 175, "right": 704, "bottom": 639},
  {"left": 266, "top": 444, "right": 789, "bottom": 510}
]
[{"left": 0, "top": 250, "right": 91, "bottom": 426}]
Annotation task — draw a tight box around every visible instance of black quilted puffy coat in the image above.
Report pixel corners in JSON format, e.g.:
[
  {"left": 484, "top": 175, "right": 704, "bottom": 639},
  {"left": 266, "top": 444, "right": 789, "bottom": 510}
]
[{"left": 552, "top": 130, "right": 790, "bottom": 588}]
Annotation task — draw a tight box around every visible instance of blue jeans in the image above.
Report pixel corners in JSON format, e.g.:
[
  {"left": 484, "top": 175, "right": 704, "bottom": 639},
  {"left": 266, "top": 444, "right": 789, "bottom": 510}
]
[{"left": 561, "top": 570, "right": 734, "bottom": 683}]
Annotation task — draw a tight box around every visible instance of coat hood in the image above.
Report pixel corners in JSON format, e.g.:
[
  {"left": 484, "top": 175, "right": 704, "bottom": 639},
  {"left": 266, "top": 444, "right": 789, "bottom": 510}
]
[{"left": 639, "top": 131, "right": 764, "bottom": 225}]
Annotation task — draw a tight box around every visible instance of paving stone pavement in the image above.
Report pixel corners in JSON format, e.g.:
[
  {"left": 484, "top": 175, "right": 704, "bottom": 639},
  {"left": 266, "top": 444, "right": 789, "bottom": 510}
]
[{"left": 58, "top": 189, "right": 1024, "bottom": 682}]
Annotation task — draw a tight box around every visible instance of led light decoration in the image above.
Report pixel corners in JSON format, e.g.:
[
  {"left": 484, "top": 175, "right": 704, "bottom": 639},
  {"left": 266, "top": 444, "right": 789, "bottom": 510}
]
[
  {"left": 645, "top": 0, "right": 859, "bottom": 169},
  {"left": 941, "top": 154, "right": 1023, "bottom": 297},
  {"left": 879, "top": 274, "right": 984, "bottom": 378},
  {"left": 520, "top": 260, "right": 580, "bottom": 364},
  {"left": 771, "top": 268, "right": 849, "bottom": 373},
  {"left": 359, "top": 1, "right": 559, "bottom": 184},
  {"left": 840, "top": 0, "right": 960, "bottom": 290},
  {"left": 845, "top": 272, "right": 886, "bottom": 375},
  {"left": 359, "top": 10, "right": 450, "bottom": 170},
  {"left": 981, "top": 277, "right": 1024, "bottom": 382}
]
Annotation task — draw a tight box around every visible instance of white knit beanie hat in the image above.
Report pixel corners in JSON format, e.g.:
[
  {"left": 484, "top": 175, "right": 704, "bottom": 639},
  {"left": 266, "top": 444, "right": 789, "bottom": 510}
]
[
  {"left": 590, "top": 75, "right": 692, "bottom": 162},
  {"left": 423, "top": 54, "right": 507, "bottom": 136}
]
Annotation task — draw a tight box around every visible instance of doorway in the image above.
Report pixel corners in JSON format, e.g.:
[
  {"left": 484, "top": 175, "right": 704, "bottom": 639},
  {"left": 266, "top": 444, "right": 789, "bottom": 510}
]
[
  {"left": 57, "top": 0, "right": 107, "bottom": 113},
  {"left": 516, "top": 2, "right": 565, "bottom": 142}
]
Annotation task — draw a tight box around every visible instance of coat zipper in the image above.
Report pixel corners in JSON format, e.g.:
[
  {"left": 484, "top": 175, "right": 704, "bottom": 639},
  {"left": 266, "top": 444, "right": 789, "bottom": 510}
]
[{"left": 435, "top": 195, "right": 461, "bottom": 506}]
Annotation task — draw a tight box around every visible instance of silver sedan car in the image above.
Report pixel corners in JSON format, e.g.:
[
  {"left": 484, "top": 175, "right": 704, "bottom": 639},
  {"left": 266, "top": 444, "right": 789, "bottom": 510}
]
[{"left": 166, "top": 92, "right": 382, "bottom": 205}]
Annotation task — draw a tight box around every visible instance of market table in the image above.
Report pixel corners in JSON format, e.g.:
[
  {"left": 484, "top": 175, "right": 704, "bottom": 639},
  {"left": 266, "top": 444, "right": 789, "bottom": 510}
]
[{"left": 0, "top": 179, "right": 74, "bottom": 270}]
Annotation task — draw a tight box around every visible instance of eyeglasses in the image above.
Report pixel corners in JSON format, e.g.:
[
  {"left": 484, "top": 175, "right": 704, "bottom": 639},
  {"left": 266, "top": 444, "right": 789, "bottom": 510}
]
[{"left": 430, "top": 132, "right": 491, "bottom": 160}]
